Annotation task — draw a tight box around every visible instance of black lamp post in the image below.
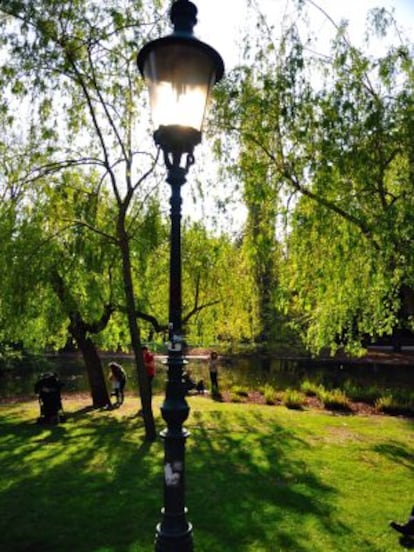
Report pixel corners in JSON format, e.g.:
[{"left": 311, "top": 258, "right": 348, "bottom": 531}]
[{"left": 137, "top": 1, "right": 224, "bottom": 550}]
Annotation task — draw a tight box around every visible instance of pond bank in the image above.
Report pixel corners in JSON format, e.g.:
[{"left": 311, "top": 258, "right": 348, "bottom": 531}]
[
  {"left": 185, "top": 347, "right": 414, "bottom": 365},
  {"left": 1, "top": 349, "right": 413, "bottom": 415},
  {"left": 1, "top": 388, "right": 412, "bottom": 419}
]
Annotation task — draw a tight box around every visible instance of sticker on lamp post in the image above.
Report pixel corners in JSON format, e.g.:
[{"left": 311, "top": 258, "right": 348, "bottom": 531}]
[
  {"left": 165, "top": 461, "right": 183, "bottom": 486},
  {"left": 169, "top": 332, "right": 183, "bottom": 352}
]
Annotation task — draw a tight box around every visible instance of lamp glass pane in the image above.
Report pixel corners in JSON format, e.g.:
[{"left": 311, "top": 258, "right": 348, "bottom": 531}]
[{"left": 143, "top": 43, "right": 217, "bottom": 131}]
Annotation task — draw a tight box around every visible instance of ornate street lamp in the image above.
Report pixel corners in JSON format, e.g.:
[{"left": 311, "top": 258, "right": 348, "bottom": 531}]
[{"left": 137, "top": 1, "right": 224, "bottom": 550}]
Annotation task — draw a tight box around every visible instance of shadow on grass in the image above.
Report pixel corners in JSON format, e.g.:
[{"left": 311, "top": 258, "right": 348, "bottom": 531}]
[
  {"left": 65, "top": 404, "right": 96, "bottom": 420},
  {"left": 187, "top": 408, "right": 355, "bottom": 551},
  {"left": 211, "top": 391, "right": 223, "bottom": 402},
  {"left": 0, "top": 410, "right": 159, "bottom": 552},
  {"left": 373, "top": 441, "right": 414, "bottom": 471},
  {"left": 399, "top": 536, "right": 414, "bottom": 549},
  {"left": 0, "top": 402, "right": 411, "bottom": 551}
]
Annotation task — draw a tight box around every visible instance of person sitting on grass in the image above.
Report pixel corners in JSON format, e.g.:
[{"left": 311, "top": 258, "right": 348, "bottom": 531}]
[
  {"left": 183, "top": 370, "right": 196, "bottom": 394},
  {"left": 183, "top": 370, "right": 206, "bottom": 395},
  {"left": 390, "top": 506, "right": 414, "bottom": 537}
]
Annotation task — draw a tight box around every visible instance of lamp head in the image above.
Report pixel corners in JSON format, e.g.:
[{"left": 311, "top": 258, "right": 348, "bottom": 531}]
[{"left": 137, "top": 0, "right": 224, "bottom": 155}]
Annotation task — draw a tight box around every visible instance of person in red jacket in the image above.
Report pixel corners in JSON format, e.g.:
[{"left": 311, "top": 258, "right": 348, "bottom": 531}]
[{"left": 142, "top": 346, "right": 156, "bottom": 397}]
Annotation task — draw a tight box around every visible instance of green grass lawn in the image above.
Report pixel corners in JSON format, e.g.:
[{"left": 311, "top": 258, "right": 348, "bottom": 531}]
[{"left": 0, "top": 394, "right": 413, "bottom": 551}]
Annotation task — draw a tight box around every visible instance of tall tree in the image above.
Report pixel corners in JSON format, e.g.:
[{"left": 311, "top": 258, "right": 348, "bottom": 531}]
[
  {"left": 1, "top": 166, "right": 120, "bottom": 406},
  {"left": 214, "top": 18, "right": 304, "bottom": 348},
  {"left": 181, "top": 222, "right": 257, "bottom": 346},
  {"left": 0, "top": 0, "right": 168, "bottom": 438},
  {"left": 215, "top": 2, "right": 414, "bottom": 353},
  {"left": 237, "top": 76, "right": 282, "bottom": 346}
]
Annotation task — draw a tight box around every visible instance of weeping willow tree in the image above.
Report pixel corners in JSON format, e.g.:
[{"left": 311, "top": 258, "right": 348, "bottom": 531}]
[
  {"left": 214, "top": 1, "right": 414, "bottom": 353},
  {"left": 0, "top": 0, "right": 172, "bottom": 439},
  {"left": 181, "top": 222, "right": 258, "bottom": 348}
]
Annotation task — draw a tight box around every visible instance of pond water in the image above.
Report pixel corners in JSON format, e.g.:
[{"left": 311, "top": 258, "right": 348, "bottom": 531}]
[{"left": 0, "top": 353, "right": 413, "bottom": 400}]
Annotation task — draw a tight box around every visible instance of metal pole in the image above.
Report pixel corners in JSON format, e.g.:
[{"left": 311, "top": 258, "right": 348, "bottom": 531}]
[{"left": 155, "top": 151, "right": 193, "bottom": 552}]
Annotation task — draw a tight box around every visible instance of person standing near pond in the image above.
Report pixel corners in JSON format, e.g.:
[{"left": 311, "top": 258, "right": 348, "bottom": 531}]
[
  {"left": 108, "top": 362, "right": 127, "bottom": 406},
  {"left": 142, "top": 346, "right": 156, "bottom": 397},
  {"left": 209, "top": 351, "right": 219, "bottom": 395}
]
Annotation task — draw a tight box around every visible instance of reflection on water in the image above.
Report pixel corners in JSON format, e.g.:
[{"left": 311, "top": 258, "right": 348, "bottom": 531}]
[{"left": 0, "top": 353, "right": 413, "bottom": 399}]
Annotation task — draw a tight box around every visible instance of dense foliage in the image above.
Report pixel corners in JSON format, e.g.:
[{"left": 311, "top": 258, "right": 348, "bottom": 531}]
[
  {"left": 0, "top": 0, "right": 413, "bottom": 362},
  {"left": 213, "top": 1, "right": 414, "bottom": 353}
]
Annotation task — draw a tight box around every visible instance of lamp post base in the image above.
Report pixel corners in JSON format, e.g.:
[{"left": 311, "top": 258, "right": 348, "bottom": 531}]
[
  {"left": 155, "top": 521, "right": 193, "bottom": 552},
  {"left": 155, "top": 351, "right": 193, "bottom": 552}
]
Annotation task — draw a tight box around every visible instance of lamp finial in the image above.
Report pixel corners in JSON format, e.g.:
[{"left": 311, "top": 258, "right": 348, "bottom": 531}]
[{"left": 170, "top": 0, "right": 198, "bottom": 34}]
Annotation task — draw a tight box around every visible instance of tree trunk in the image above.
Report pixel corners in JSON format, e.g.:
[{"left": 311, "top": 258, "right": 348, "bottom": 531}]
[
  {"left": 257, "top": 269, "right": 276, "bottom": 344},
  {"left": 117, "top": 213, "right": 156, "bottom": 441},
  {"left": 399, "top": 284, "right": 414, "bottom": 320},
  {"left": 51, "top": 270, "right": 111, "bottom": 408},
  {"left": 74, "top": 333, "right": 110, "bottom": 408}
]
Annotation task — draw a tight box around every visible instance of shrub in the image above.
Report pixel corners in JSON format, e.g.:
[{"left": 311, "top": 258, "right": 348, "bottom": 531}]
[
  {"left": 229, "top": 392, "right": 247, "bottom": 403},
  {"left": 300, "top": 380, "right": 321, "bottom": 397},
  {"left": 343, "top": 381, "right": 381, "bottom": 404},
  {"left": 230, "top": 385, "right": 249, "bottom": 397},
  {"left": 321, "top": 388, "right": 352, "bottom": 412},
  {"left": 376, "top": 395, "right": 397, "bottom": 414},
  {"left": 284, "top": 389, "right": 305, "bottom": 410},
  {"left": 228, "top": 385, "right": 249, "bottom": 403},
  {"left": 263, "top": 384, "right": 277, "bottom": 405},
  {"left": 375, "top": 393, "right": 414, "bottom": 417}
]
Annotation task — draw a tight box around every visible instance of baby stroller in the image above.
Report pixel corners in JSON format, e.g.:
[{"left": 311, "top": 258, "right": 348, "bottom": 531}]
[{"left": 34, "top": 372, "right": 65, "bottom": 424}]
